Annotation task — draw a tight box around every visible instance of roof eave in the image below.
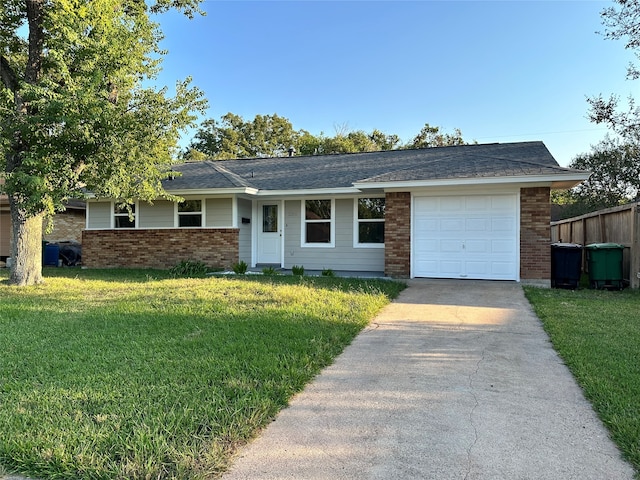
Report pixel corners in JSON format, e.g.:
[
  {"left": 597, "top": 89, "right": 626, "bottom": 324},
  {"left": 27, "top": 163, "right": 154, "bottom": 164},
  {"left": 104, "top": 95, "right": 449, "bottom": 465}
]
[
  {"left": 353, "top": 173, "right": 591, "bottom": 191},
  {"left": 164, "top": 187, "right": 259, "bottom": 196}
]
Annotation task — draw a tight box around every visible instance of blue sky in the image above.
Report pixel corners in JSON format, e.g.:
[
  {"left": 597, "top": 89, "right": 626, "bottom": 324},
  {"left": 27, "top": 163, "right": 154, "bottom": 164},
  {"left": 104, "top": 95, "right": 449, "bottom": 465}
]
[{"left": 154, "top": 1, "right": 636, "bottom": 166}]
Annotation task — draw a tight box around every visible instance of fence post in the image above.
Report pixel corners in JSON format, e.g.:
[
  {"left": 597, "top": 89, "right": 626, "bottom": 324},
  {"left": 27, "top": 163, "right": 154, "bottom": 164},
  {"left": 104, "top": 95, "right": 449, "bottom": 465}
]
[{"left": 632, "top": 203, "right": 640, "bottom": 289}]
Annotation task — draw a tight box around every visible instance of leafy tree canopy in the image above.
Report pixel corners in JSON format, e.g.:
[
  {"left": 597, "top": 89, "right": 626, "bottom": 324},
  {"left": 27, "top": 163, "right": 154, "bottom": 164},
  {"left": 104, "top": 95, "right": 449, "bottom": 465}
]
[
  {"left": 588, "top": 0, "right": 640, "bottom": 140},
  {"left": 552, "top": 136, "right": 640, "bottom": 220},
  {"left": 186, "top": 115, "right": 468, "bottom": 160},
  {"left": 0, "top": 0, "right": 207, "bottom": 285}
]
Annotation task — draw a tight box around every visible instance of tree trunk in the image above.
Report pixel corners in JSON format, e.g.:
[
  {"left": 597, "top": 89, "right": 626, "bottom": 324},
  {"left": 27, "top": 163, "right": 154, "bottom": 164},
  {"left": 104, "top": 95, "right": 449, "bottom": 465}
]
[{"left": 9, "top": 198, "right": 44, "bottom": 286}]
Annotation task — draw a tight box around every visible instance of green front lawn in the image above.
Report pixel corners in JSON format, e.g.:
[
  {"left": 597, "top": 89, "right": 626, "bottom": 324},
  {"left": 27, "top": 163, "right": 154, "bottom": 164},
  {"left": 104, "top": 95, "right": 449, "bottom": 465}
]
[
  {"left": 524, "top": 286, "right": 640, "bottom": 475},
  {"left": 0, "top": 269, "right": 404, "bottom": 479}
]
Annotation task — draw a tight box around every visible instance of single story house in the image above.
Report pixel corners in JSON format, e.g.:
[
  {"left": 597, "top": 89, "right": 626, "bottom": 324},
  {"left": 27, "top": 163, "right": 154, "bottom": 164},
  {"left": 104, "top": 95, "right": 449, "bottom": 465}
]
[{"left": 82, "top": 141, "right": 589, "bottom": 285}]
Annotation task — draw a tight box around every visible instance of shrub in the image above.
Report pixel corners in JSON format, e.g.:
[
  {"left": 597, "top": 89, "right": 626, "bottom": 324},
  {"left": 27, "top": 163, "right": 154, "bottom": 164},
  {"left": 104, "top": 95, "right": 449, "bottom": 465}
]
[
  {"left": 233, "top": 260, "right": 248, "bottom": 274},
  {"left": 321, "top": 268, "right": 335, "bottom": 277},
  {"left": 291, "top": 265, "right": 305, "bottom": 276},
  {"left": 261, "top": 266, "right": 279, "bottom": 275},
  {"left": 169, "top": 259, "right": 208, "bottom": 277}
]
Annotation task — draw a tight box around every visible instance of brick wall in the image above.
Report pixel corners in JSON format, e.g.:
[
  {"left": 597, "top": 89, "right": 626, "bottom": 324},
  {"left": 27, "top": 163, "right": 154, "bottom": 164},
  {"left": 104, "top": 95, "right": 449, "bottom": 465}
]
[
  {"left": 520, "top": 187, "right": 551, "bottom": 284},
  {"left": 385, "top": 192, "right": 411, "bottom": 277},
  {"left": 45, "top": 209, "right": 85, "bottom": 244},
  {"left": 82, "top": 228, "right": 239, "bottom": 269}
]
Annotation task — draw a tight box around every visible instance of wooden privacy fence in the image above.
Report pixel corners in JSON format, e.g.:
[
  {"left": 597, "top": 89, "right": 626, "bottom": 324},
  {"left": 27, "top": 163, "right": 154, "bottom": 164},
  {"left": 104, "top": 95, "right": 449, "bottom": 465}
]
[{"left": 550, "top": 202, "right": 640, "bottom": 288}]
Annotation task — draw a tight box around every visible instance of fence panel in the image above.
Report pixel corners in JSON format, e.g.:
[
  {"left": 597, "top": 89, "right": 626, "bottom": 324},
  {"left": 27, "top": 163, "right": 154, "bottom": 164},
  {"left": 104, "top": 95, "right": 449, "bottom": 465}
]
[{"left": 550, "top": 202, "right": 639, "bottom": 288}]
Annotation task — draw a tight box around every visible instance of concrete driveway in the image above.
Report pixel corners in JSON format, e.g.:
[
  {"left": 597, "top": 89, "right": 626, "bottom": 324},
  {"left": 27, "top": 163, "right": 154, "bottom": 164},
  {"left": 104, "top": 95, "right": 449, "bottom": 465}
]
[{"left": 223, "top": 279, "right": 635, "bottom": 480}]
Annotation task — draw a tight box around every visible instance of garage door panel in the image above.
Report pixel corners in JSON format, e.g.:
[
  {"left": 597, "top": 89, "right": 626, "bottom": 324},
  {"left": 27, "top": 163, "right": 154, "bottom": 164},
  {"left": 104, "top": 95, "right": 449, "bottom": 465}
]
[
  {"left": 413, "top": 194, "right": 518, "bottom": 281},
  {"left": 466, "top": 239, "right": 490, "bottom": 253},
  {"left": 441, "top": 219, "right": 464, "bottom": 232},
  {"left": 441, "top": 197, "right": 464, "bottom": 211},
  {"left": 492, "top": 239, "right": 515, "bottom": 254},
  {"left": 492, "top": 217, "right": 515, "bottom": 232}
]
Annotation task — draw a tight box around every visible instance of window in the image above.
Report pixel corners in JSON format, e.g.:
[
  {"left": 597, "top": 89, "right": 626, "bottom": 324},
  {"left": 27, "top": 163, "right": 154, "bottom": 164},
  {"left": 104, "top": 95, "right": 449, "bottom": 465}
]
[
  {"left": 262, "top": 205, "right": 278, "bottom": 232},
  {"left": 303, "top": 199, "right": 333, "bottom": 246},
  {"left": 178, "top": 200, "right": 202, "bottom": 227},
  {"left": 356, "top": 198, "right": 385, "bottom": 246},
  {"left": 114, "top": 204, "right": 135, "bottom": 228}
]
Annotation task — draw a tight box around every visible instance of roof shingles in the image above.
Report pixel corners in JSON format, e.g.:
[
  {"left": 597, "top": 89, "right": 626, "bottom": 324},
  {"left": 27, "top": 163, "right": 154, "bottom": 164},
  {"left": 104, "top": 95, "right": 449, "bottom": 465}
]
[{"left": 164, "top": 141, "right": 585, "bottom": 192}]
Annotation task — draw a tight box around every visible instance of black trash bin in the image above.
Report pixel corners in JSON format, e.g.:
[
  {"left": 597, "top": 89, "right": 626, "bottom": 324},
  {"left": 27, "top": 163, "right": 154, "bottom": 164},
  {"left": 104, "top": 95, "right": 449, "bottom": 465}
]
[{"left": 551, "top": 243, "right": 583, "bottom": 289}]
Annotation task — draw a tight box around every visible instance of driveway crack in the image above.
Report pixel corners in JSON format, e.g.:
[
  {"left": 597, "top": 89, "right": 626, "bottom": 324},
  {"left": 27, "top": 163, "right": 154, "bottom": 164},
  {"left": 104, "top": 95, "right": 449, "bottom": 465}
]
[{"left": 464, "top": 347, "right": 484, "bottom": 480}]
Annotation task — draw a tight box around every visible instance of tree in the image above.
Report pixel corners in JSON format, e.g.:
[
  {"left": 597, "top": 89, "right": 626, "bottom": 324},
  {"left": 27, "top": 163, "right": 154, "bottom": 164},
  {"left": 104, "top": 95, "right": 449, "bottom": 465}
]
[
  {"left": 0, "top": 0, "right": 206, "bottom": 286},
  {"left": 571, "top": 137, "right": 639, "bottom": 205},
  {"left": 406, "top": 123, "right": 467, "bottom": 149},
  {"left": 187, "top": 113, "right": 299, "bottom": 159},
  {"left": 588, "top": 0, "right": 640, "bottom": 140}
]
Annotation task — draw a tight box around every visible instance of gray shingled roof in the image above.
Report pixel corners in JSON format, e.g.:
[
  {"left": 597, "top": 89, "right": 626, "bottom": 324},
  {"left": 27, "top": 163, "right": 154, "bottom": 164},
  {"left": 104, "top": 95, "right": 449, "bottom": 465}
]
[{"left": 164, "top": 141, "right": 584, "bottom": 192}]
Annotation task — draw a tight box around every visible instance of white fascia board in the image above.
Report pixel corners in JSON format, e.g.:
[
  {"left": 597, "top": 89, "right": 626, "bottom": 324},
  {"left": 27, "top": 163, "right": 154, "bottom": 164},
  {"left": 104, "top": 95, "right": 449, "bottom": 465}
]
[
  {"left": 254, "top": 187, "right": 361, "bottom": 197},
  {"left": 353, "top": 173, "right": 591, "bottom": 191},
  {"left": 165, "top": 187, "right": 259, "bottom": 196}
]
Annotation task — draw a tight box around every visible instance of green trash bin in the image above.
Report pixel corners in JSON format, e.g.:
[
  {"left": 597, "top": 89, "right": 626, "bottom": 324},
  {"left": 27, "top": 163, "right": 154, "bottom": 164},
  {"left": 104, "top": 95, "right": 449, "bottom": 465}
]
[{"left": 585, "top": 243, "right": 624, "bottom": 290}]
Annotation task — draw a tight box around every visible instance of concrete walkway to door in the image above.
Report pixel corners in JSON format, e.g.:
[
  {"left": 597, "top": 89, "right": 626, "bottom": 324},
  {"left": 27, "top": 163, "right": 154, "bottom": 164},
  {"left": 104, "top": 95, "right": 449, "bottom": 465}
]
[{"left": 222, "top": 279, "right": 635, "bottom": 480}]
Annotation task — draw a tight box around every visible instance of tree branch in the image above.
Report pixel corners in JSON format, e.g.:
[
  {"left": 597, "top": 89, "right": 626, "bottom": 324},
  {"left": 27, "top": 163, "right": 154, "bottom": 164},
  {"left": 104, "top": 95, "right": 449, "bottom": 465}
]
[{"left": 0, "top": 55, "right": 19, "bottom": 93}]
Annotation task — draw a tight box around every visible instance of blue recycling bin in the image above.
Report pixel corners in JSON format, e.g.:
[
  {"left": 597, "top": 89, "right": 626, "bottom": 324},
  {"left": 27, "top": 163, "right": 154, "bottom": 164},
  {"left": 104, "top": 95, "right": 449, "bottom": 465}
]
[{"left": 43, "top": 243, "right": 60, "bottom": 267}]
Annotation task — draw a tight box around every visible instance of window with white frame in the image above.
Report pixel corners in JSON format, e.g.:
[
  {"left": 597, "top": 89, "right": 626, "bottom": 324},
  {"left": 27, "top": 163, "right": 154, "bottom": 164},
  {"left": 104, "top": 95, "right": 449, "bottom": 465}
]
[
  {"left": 303, "top": 199, "right": 333, "bottom": 245},
  {"left": 178, "top": 200, "right": 202, "bottom": 227},
  {"left": 356, "top": 197, "right": 385, "bottom": 245},
  {"left": 114, "top": 203, "right": 135, "bottom": 228}
]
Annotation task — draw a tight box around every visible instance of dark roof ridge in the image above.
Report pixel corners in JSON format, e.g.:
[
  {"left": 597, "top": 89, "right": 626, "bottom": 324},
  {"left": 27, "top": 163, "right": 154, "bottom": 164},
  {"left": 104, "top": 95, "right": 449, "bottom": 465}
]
[{"left": 207, "top": 162, "right": 256, "bottom": 188}]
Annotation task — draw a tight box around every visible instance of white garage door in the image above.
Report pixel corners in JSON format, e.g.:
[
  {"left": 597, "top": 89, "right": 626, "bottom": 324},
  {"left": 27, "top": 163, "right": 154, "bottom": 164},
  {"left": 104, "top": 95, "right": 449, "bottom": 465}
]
[{"left": 413, "top": 194, "right": 518, "bottom": 280}]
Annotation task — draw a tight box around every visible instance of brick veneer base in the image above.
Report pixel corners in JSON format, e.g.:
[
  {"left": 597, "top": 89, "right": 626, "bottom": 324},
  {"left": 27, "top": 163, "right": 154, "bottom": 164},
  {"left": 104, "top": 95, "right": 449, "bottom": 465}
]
[
  {"left": 385, "top": 192, "right": 411, "bottom": 277},
  {"left": 520, "top": 187, "right": 551, "bottom": 284},
  {"left": 82, "top": 228, "right": 239, "bottom": 269}
]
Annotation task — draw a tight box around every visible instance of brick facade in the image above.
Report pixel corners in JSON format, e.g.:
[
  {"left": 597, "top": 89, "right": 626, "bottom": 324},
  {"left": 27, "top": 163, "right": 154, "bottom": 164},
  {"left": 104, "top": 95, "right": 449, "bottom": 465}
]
[
  {"left": 520, "top": 187, "right": 551, "bottom": 285},
  {"left": 45, "top": 209, "right": 85, "bottom": 244},
  {"left": 385, "top": 192, "right": 411, "bottom": 277},
  {"left": 82, "top": 228, "right": 239, "bottom": 269}
]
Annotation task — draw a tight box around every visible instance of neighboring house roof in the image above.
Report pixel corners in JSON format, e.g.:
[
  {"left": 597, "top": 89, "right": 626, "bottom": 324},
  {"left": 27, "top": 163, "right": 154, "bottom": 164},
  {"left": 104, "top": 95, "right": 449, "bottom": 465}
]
[{"left": 164, "top": 141, "right": 589, "bottom": 194}]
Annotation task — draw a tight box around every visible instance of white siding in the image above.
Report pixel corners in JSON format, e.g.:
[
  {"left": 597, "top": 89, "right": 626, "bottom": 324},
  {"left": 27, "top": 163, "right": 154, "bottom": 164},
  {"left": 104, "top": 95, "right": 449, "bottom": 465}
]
[
  {"left": 284, "top": 199, "right": 384, "bottom": 271},
  {"left": 206, "top": 198, "right": 232, "bottom": 226},
  {"left": 139, "top": 200, "right": 174, "bottom": 228},
  {"left": 87, "top": 201, "right": 111, "bottom": 229},
  {"left": 238, "top": 198, "right": 252, "bottom": 264}
]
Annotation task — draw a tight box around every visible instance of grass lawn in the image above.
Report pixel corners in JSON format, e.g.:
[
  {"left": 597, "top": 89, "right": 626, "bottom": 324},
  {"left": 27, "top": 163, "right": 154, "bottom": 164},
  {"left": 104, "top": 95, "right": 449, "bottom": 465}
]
[
  {"left": 0, "top": 268, "right": 404, "bottom": 480},
  {"left": 524, "top": 286, "right": 640, "bottom": 475}
]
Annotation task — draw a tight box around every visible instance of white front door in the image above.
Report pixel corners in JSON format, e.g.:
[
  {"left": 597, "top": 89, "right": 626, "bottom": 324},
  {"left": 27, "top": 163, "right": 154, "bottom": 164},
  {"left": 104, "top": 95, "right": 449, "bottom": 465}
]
[{"left": 257, "top": 202, "right": 282, "bottom": 265}]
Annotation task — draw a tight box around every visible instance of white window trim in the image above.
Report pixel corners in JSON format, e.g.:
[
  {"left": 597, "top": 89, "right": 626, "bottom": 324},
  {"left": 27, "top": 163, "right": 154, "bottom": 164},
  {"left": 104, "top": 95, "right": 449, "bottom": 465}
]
[
  {"left": 175, "top": 198, "right": 205, "bottom": 228},
  {"left": 112, "top": 201, "right": 138, "bottom": 229},
  {"left": 353, "top": 197, "right": 385, "bottom": 249},
  {"left": 301, "top": 198, "right": 335, "bottom": 248}
]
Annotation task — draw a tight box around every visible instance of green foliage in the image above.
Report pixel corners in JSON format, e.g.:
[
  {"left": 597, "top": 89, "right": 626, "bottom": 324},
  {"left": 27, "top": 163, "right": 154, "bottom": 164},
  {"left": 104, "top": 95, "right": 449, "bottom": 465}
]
[
  {"left": 321, "top": 268, "right": 335, "bottom": 277},
  {"left": 0, "top": 269, "right": 403, "bottom": 479},
  {"left": 524, "top": 286, "right": 640, "bottom": 472},
  {"left": 186, "top": 114, "right": 468, "bottom": 159},
  {"left": 261, "top": 266, "right": 279, "bottom": 275},
  {"left": 552, "top": 136, "right": 640, "bottom": 219},
  {"left": 406, "top": 123, "right": 470, "bottom": 149},
  {"left": 0, "top": 0, "right": 207, "bottom": 285},
  {"left": 233, "top": 260, "right": 248, "bottom": 274},
  {"left": 291, "top": 265, "right": 304, "bottom": 276},
  {"left": 169, "top": 259, "right": 208, "bottom": 277}
]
